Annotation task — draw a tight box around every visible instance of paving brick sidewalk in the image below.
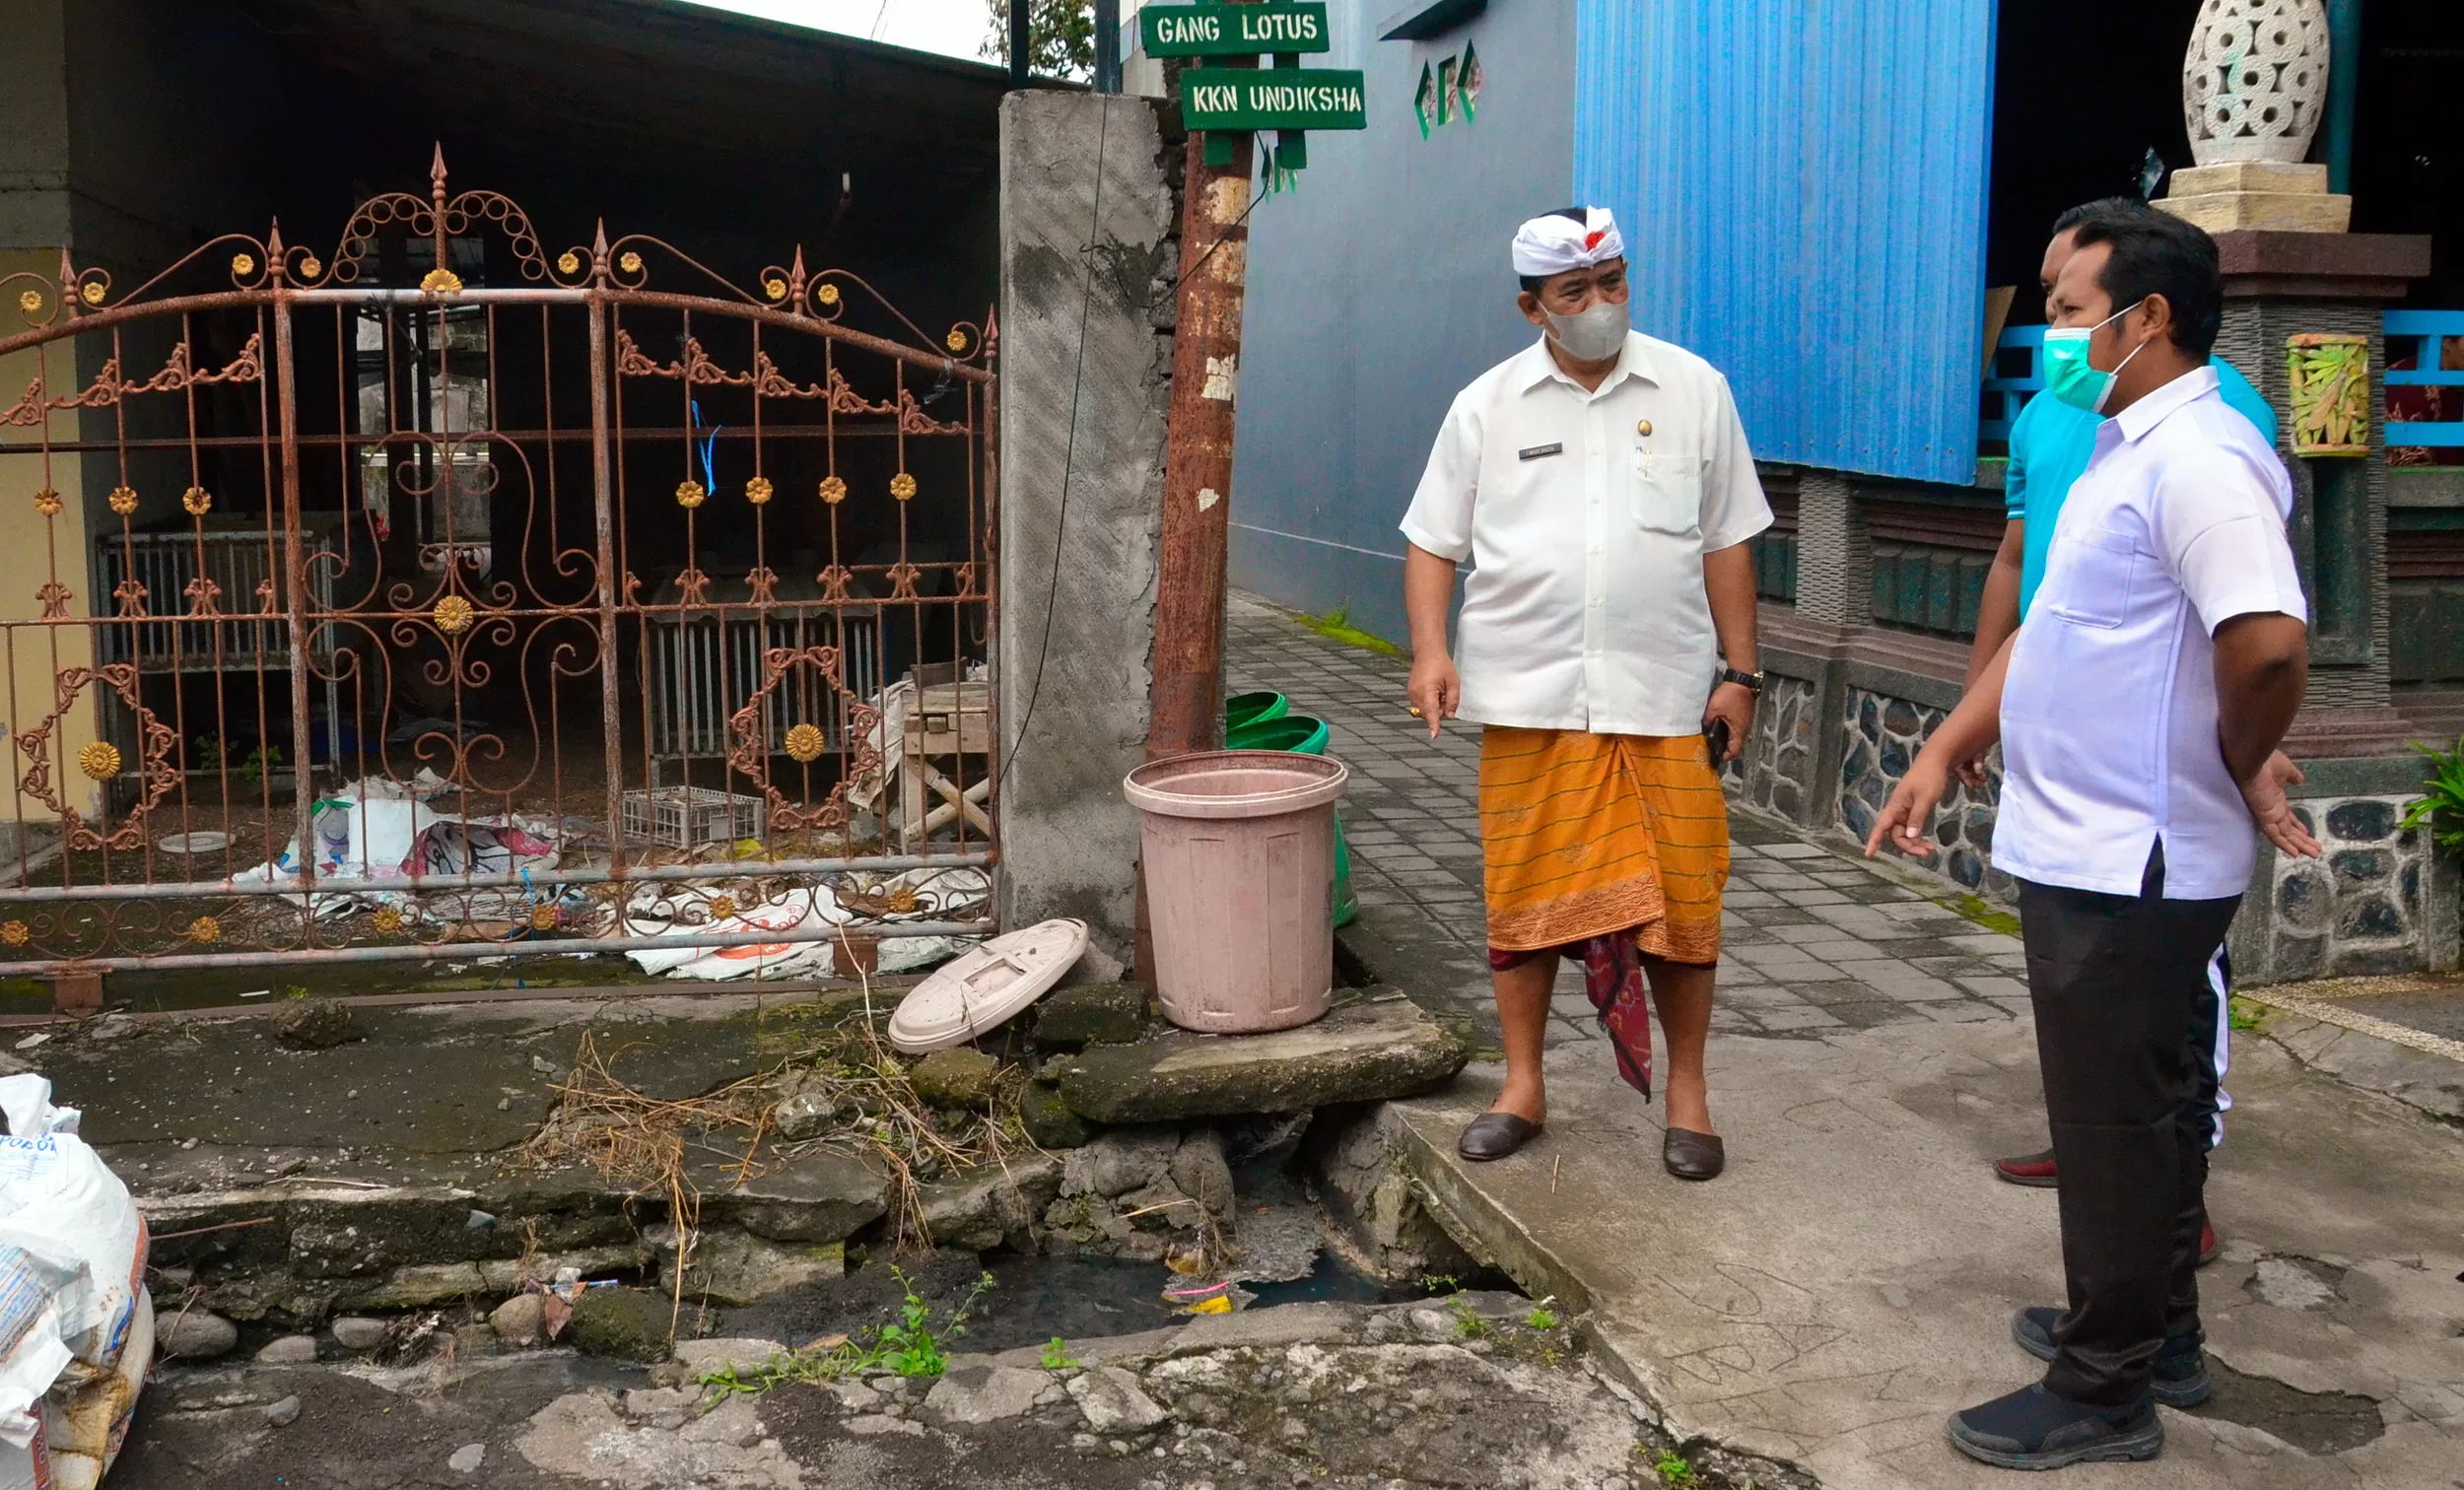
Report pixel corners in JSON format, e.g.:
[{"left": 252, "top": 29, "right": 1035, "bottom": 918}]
[{"left": 1224, "top": 592, "right": 2030, "bottom": 1047}]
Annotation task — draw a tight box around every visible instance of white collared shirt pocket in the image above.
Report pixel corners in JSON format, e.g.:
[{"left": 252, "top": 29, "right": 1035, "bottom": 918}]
[
  {"left": 2044, "top": 522, "right": 2142, "bottom": 630},
  {"left": 1630, "top": 448, "right": 1704, "bottom": 537}
]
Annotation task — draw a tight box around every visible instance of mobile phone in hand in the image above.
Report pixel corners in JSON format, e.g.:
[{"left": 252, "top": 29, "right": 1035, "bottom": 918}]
[{"left": 1704, "top": 717, "right": 1731, "bottom": 766}]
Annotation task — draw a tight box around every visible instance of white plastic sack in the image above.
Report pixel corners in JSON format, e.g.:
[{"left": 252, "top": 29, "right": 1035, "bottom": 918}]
[
  {"left": 624, "top": 892, "right": 825, "bottom": 979},
  {"left": 0, "top": 1075, "right": 148, "bottom": 1490},
  {"left": 236, "top": 774, "right": 563, "bottom": 921}
]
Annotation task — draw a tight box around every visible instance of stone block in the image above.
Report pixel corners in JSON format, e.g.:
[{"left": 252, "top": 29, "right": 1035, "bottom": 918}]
[
  {"left": 671, "top": 1336, "right": 790, "bottom": 1380},
  {"left": 1020, "top": 1078, "right": 1097, "bottom": 1148},
  {"left": 1032, "top": 982, "right": 1154, "bottom": 1049},
  {"left": 569, "top": 1287, "right": 674, "bottom": 1362},
  {"left": 910, "top": 1048, "right": 1001, "bottom": 1108},
  {"left": 1168, "top": 1129, "right": 1234, "bottom": 1217},
  {"left": 2156, "top": 191, "right": 2352, "bottom": 235},
  {"left": 1060, "top": 1127, "right": 1181, "bottom": 1199},
  {"left": 923, "top": 1365, "right": 1056, "bottom": 1425},
  {"left": 1050, "top": 992, "right": 1468, "bottom": 1124},
  {"left": 2168, "top": 161, "right": 2328, "bottom": 196},
  {"left": 661, "top": 1232, "right": 844, "bottom": 1306},
  {"left": 491, "top": 1294, "right": 548, "bottom": 1345},
  {"left": 698, "top": 1149, "right": 888, "bottom": 1243},
  {"left": 1065, "top": 1365, "right": 1167, "bottom": 1432},
  {"left": 919, "top": 1153, "right": 1063, "bottom": 1251},
  {"left": 158, "top": 1310, "right": 240, "bottom": 1360}
]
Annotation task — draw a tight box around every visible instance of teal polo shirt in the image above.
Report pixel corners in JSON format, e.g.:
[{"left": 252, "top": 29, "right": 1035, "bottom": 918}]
[{"left": 2007, "top": 357, "right": 2278, "bottom": 619}]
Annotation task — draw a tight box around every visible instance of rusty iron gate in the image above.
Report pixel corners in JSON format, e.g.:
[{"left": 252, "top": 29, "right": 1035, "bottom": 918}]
[{"left": 0, "top": 154, "right": 999, "bottom": 982}]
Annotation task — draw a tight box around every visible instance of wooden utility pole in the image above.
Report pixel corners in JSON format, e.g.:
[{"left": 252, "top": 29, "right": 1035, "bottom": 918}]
[{"left": 1146, "top": 125, "right": 1253, "bottom": 761}]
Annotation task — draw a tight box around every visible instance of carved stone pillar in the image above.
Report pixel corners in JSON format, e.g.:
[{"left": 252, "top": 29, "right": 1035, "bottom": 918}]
[{"left": 2209, "top": 232, "right": 2431, "bottom": 758}]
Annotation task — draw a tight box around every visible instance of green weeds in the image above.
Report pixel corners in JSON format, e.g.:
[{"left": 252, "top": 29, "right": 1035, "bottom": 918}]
[
  {"left": 1448, "top": 1296, "right": 1488, "bottom": 1339},
  {"left": 699, "top": 1267, "right": 994, "bottom": 1394},
  {"left": 1652, "top": 1447, "right": 1697, "bottom": 1486},
  {"left": 1039, "top": 1336, "right": 1080, "bottom": 1370},
  {"left": 1292, "top": 606, "right": 1403, "bottom": 657},
  {"left": 1942, "top": 893, "right": 2022, "bottom": 939}
]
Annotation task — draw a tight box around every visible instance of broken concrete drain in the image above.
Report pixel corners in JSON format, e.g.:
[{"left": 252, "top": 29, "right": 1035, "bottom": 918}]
[{"left": 2194, "top": 1362, "right": 2384, "bottom": 1456}]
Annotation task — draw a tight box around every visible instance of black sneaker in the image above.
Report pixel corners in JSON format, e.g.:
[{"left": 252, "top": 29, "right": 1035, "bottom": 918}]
[
  {"left": 2010, "top": 1307, "right": 2214, "bottom": 1408},
  {"left": 1948, "top": 1384, "right": 2164, "bottom": 1469}
]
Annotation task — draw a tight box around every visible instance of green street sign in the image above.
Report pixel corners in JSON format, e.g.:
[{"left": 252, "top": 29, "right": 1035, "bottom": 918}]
[
  {"left": 1139, "top": 3, "right": 1331, "bottom": 57},
  {"left": 1179, "top": 67, "right": 1366, "bottom": 132}
]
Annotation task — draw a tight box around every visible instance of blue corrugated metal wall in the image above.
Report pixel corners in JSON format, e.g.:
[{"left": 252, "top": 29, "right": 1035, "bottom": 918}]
[{"left": 1574, "top": 0, "right": 1997, "bottom": 484}]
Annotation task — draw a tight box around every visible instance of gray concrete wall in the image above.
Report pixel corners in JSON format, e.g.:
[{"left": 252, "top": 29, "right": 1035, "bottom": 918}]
[
  {"left": 994, "top": 92, "right": 1176, "bottom": 960},
  {"left": 1226, "top": 0, "right": 1576, "bottom": 648},
  {"left": 0, "top": 0, "right": 72, "bottom": 250}
]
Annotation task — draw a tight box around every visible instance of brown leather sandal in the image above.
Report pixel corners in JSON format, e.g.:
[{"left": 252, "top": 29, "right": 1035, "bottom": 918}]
[
  {"left": 1663, "top": 1127, "right": 1725, "bottom": 1181},
  {"left": 1458, "top": 1112, "right": 1542, "bottom": 1162}
]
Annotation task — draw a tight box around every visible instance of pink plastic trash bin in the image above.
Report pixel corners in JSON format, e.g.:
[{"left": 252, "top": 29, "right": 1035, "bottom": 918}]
[{"left": 1124, "top": 749, "right": 1349, "bottom": 1033}]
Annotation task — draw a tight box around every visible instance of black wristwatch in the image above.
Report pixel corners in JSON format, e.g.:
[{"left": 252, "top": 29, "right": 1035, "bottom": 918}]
[{"left": 1719, "top": 668, "right": 1765, "bottom": 694}]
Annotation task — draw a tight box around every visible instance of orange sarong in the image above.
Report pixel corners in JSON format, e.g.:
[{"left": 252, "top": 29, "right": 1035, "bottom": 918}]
[{"left": 1478, "top": 726, "right": 1729, "bottom": 965}]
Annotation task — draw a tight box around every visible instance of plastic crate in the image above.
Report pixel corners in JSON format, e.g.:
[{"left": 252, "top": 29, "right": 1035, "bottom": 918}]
[{"left": 621, "top": 786, "right": 768, "bottom": 848}]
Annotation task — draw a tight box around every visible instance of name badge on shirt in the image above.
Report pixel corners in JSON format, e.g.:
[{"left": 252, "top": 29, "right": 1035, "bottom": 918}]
[{"left": 1517, "top": 442, "right": 1563, "bottom": 461}]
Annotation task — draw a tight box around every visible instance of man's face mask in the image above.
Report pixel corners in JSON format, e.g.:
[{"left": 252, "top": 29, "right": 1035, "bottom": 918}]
[
  {"left": 1544, "top": 297, "right": 1630, "bottom": 363},
  {"left": 2041, "top": 299, "right": 2152, "bottom": 415}
]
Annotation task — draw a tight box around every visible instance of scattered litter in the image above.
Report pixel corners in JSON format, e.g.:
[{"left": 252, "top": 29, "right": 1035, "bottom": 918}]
[
  {"left": 9, "top": 1036, "right": 45, "bottom": 1052},
  {"left": 237, "top": 989, "right": 271, "bottom": 999},
  {"left": 1162, "top": 1278, "right": 1255, "bottom": 1316},
  {"left": 234, "top": 773, "right": 565, "bottom": 925},
  {"left": 220, "top": 759, "right": 992, "bottom": 973},
  {"left": 0, "top": 1074, "right": 151, "bottom": 1490},
  {"left": 155, "top": 831, "right": 229, "bottom": 855},
  {"left": 620, "top": 866, "right": 991, "bottom": 982}
]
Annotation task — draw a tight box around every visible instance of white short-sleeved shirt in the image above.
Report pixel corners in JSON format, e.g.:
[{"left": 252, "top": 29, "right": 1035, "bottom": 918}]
[
  {"left": 1993, "top": 366, "right": 2308, "bottom": 900},
  {"left": 1399, "top": 332, "right": 1771, "bottom": 735}
]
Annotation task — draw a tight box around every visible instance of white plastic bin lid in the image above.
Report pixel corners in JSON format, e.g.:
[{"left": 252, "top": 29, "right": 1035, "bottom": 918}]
[{"left": 887, "top": 917, "right": 1090, "bottom": 1053}]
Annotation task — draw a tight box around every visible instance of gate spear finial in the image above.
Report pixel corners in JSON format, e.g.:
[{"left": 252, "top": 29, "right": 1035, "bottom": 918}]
[
  {"left": 430, "top": 144, "right": 450, "bottom": 276},
  {"left": 266, "top": 221, "right": 287, "bottom": 285}
]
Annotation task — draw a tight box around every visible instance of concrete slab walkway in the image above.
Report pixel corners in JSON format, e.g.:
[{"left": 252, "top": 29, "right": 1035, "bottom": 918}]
[{"left": 1227, "top": 592, "right": 2464, "bottom": 1489}]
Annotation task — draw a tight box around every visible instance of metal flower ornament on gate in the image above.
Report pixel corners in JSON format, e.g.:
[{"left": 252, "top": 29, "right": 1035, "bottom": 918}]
[
  {"left": 15, "top": 666, "right": 179, "bottom": 853},
  {"left": 726, "top": 644, "right": 884, "bottom": 834},
  {"left": 0, "top": 148, "right": 997, "bottom": 979}
]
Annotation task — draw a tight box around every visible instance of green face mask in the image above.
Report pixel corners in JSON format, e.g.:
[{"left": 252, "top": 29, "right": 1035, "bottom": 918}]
[{"left": 2041, "top": 299, "right": 2151, "bottom": 414}]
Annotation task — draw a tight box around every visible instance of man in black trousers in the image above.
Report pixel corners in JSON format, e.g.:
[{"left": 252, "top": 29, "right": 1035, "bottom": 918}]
[{"left": 1866, "top": 206, "right": 2313, "bottom": 1469}]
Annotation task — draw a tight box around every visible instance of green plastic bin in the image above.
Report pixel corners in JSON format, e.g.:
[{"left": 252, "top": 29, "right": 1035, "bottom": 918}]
[
  {"left": 1225, "top": 691, "right": 1289, "bottom": 734},
  {"left": 1224, "top": 714, "right": 1331, "bottom": 755},
  {"left": 1223, "top": 712, "right": 1354, "bottom": 926}
]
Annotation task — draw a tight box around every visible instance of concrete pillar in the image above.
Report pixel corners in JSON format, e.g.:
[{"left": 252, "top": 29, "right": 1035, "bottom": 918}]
[{"left": 993, "top": 93, "right": 1177, "bottom": 960}]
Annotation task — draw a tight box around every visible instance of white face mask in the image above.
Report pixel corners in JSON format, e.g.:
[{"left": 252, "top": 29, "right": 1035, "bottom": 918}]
[{"left": 1543, "top": 297, "right": 1629, "bottom": 362}]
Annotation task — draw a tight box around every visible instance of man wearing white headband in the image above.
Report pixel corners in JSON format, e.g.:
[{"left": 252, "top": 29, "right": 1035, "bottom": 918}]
[{"left": 1400, "top": 207, "right": 1771, "bottom": 1180}]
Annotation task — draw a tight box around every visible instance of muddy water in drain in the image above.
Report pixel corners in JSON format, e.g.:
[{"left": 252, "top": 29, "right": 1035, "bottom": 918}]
[{"left": 711, "top": 1248, "right": 1426, "bottom": 1357}]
